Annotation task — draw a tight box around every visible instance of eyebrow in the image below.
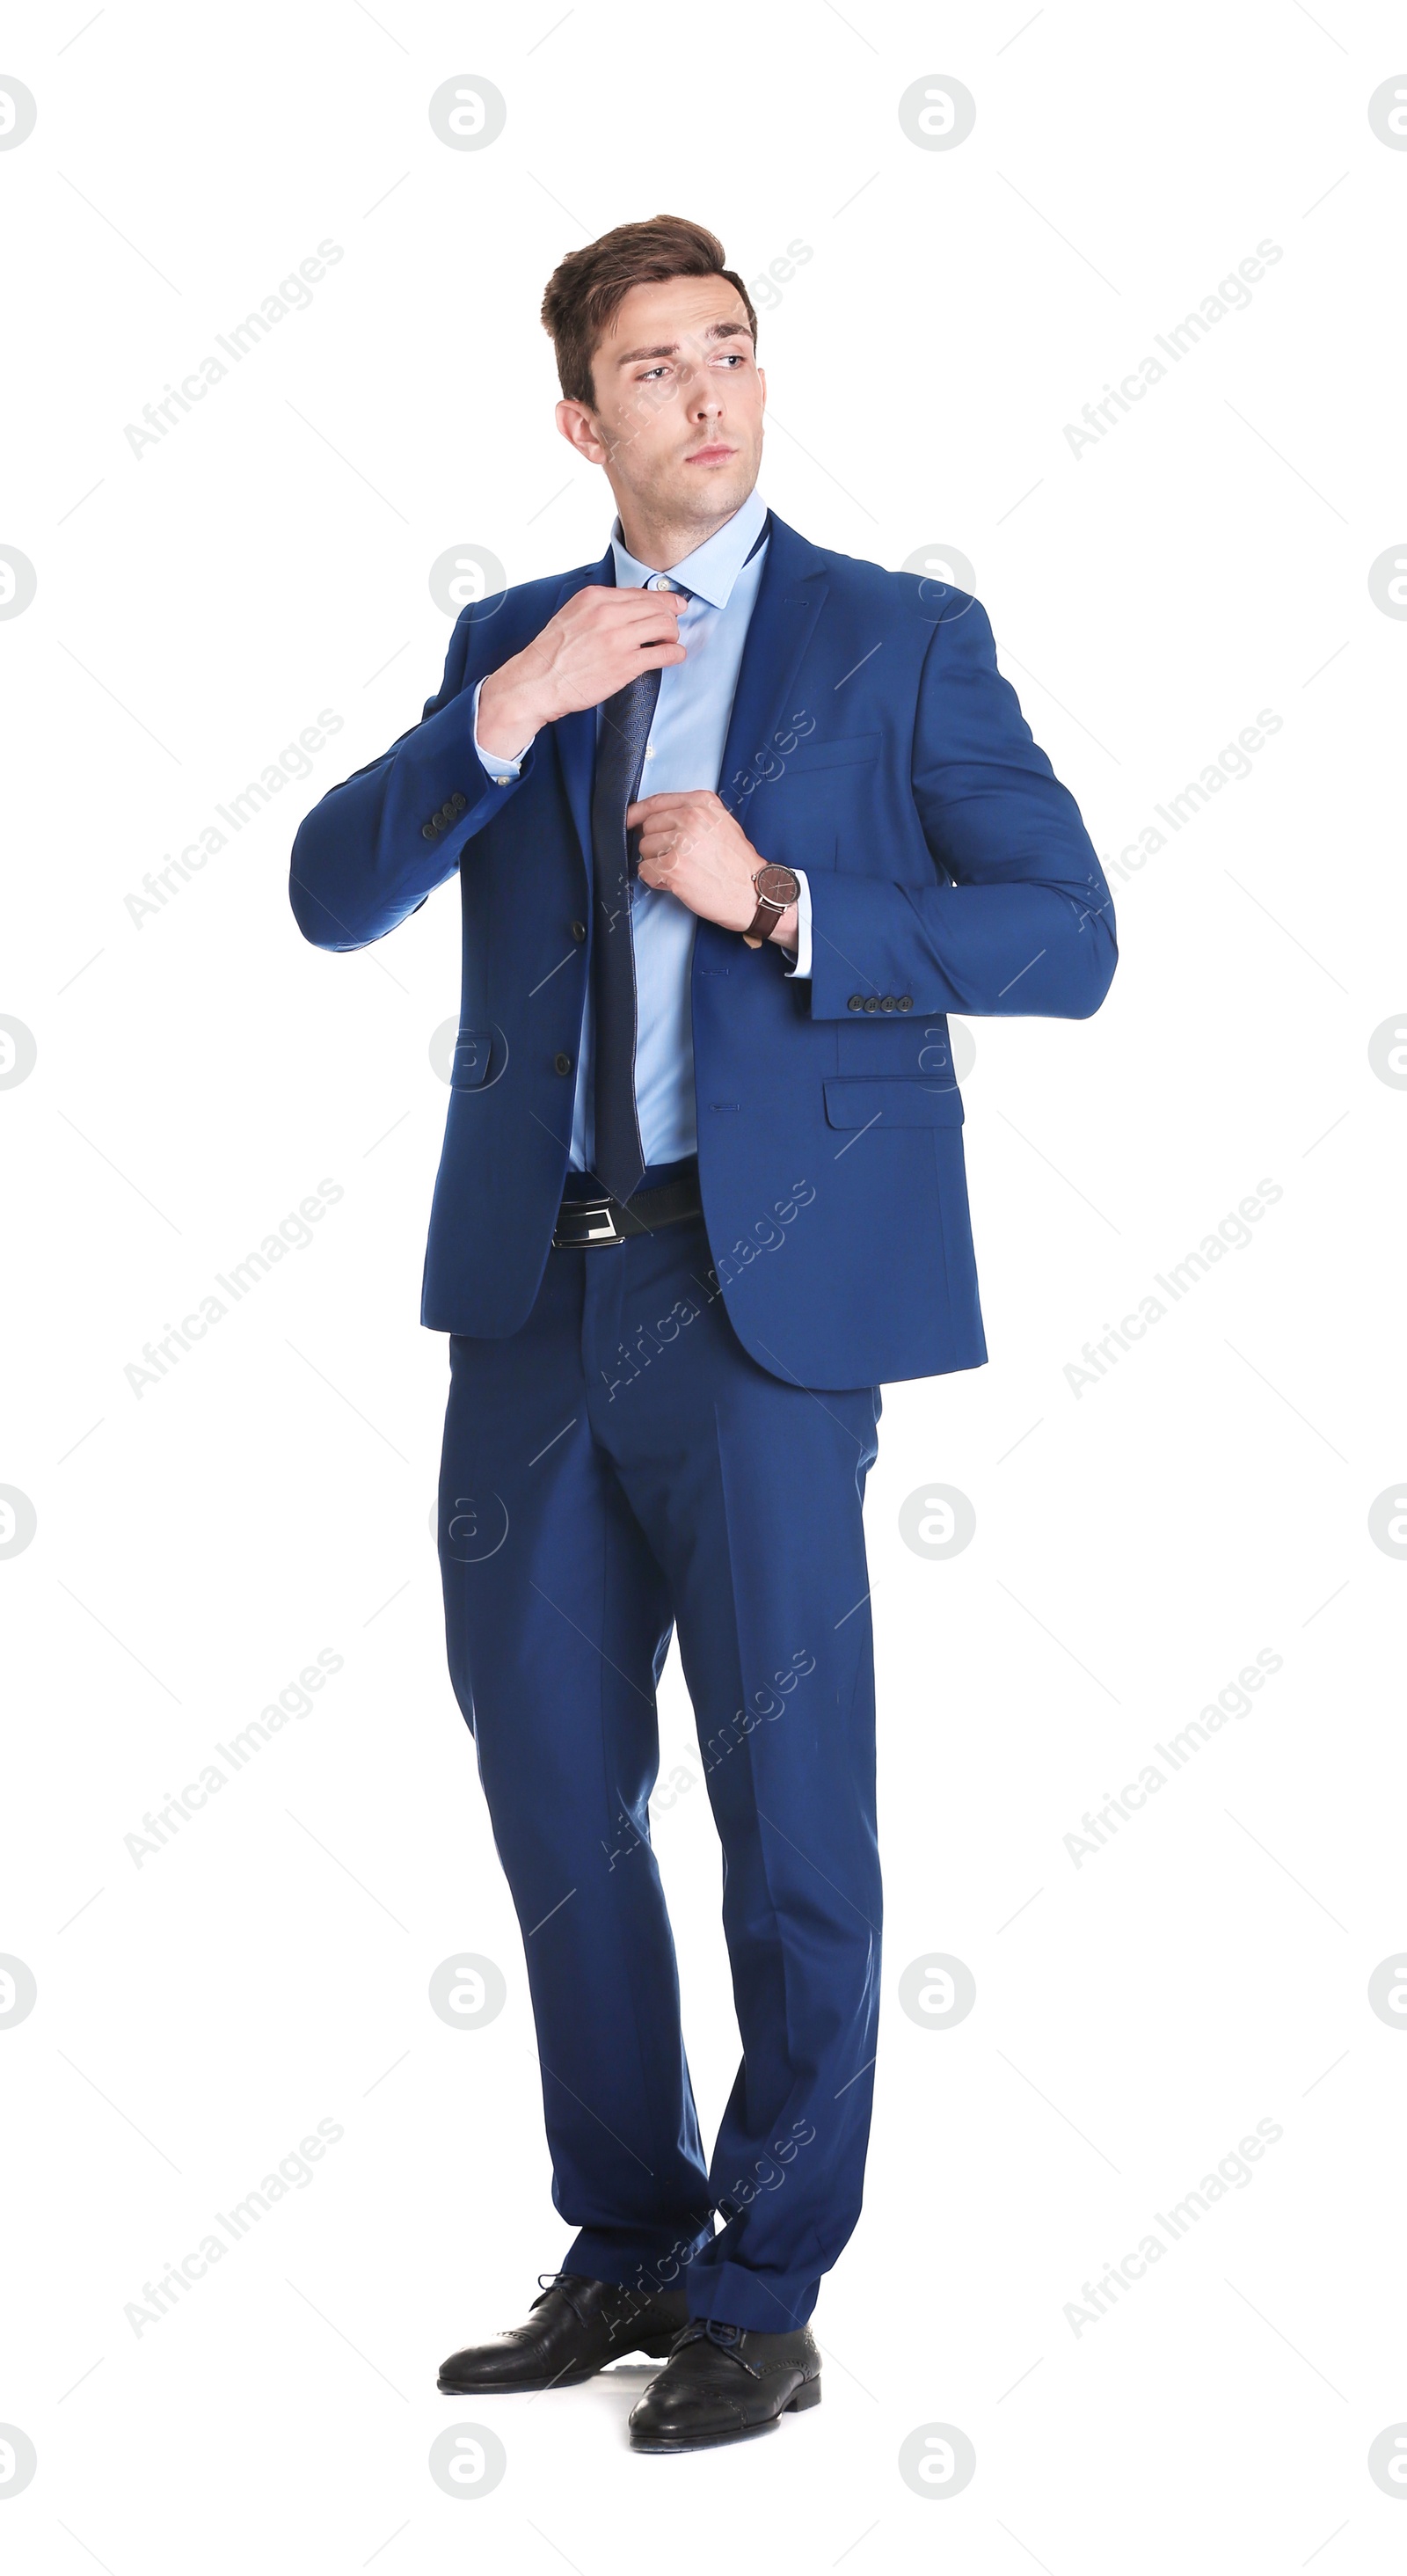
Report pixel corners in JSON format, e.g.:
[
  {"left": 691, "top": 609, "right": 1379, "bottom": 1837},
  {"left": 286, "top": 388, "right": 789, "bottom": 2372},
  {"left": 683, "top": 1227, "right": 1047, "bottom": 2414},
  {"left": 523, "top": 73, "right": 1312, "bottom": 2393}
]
[{"left": 612, "top": 321, "right": 754, "bottom": 368}]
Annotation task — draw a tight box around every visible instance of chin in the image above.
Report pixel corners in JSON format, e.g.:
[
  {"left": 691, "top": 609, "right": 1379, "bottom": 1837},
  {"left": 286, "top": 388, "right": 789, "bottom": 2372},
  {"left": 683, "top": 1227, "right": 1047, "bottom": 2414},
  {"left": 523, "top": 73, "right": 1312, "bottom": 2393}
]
[{"left": 679, "top": 460, "right": 752, "bottom": 507}]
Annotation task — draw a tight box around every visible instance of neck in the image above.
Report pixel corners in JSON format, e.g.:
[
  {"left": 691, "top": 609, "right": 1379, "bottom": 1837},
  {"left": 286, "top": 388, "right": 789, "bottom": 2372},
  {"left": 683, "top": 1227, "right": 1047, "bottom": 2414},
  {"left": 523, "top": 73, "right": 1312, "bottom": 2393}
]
[{"left": 613, "top": 489, "right": 748, "bottom": 574}]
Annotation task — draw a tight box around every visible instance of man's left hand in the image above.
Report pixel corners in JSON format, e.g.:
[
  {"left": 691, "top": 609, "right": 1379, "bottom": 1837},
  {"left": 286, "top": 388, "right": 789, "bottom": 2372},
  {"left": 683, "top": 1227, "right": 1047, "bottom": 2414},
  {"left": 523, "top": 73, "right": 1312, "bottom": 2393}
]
[{"left": 626, "top": 790, "right": 797, "bottom": 948}]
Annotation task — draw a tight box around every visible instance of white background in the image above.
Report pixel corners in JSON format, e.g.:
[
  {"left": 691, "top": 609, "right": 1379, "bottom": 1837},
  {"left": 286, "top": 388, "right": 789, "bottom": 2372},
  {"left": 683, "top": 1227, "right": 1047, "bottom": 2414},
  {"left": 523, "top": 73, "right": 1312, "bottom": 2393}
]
[{"left": 4, "top": 1, "right": 1406, "bottom": 2565}]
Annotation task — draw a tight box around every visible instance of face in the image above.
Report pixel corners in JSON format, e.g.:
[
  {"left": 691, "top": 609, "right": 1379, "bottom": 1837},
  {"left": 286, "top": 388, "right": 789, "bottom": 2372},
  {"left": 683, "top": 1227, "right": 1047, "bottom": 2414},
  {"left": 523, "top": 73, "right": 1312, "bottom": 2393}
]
[{"left": 557, "top": 274, "right": 765, "bottom": 545}]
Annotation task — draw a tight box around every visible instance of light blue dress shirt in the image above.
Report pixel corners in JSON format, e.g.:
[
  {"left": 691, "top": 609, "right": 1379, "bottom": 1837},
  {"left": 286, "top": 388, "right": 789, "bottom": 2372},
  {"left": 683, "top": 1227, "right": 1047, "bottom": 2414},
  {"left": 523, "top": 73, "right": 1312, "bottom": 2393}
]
[{"left": 470, "top": 486, "right": 811, "bottom": 1171}]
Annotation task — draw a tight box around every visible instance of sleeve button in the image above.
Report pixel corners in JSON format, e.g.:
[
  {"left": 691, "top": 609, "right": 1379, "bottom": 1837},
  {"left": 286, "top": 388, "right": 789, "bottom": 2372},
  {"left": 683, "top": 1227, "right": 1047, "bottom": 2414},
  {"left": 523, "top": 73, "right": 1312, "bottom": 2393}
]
[
  {"left": 847, "top": 995, "right": 864, "bottom": 1011},
  {"left": 880, "top": 996, "right": 895, "bottom": 1011},
  {"left": 421, "top": 822, "right": 435, "bottom": 840},
  {"left": 863, "top": 996, "right": 878, "bottom": 1013},
  {"left": 898, "top": 996, "right": 913, "bottom": 1011}
]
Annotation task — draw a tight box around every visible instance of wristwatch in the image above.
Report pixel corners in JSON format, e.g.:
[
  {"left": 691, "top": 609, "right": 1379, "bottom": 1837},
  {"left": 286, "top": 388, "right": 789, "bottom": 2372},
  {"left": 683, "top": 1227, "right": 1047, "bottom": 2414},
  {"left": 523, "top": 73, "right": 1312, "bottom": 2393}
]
[{"left": 742, "top": 863, "right": 801, "bottom": 949}]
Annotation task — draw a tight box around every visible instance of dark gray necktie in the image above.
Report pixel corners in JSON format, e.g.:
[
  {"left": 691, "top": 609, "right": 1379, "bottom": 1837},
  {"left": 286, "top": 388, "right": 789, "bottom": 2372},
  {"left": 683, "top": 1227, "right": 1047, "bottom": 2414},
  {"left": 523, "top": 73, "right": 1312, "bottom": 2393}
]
[{"left": 589, "top": 662, "right": 660, "bottom": 1203}]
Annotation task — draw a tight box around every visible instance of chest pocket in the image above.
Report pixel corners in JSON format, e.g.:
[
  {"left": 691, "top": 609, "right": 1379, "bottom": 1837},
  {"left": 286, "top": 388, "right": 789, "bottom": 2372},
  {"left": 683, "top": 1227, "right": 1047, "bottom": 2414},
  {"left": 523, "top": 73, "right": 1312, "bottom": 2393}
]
[
  {"left": 776, "top": 730, "right": 881, "bottom": 780},
  {"left": 749, "top": 732, "right": 883, "bottom": 872}
]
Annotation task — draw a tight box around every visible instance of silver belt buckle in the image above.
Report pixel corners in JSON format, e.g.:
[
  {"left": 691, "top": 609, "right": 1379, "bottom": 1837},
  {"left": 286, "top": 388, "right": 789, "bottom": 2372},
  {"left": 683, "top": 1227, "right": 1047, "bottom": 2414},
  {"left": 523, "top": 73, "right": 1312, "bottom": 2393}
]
[
  {"left": 579, "top": 1198, "right": 623, "bottom": 1245},
  {"left": 557, "top": 1195, "right": 624, "bottom": 1249}
]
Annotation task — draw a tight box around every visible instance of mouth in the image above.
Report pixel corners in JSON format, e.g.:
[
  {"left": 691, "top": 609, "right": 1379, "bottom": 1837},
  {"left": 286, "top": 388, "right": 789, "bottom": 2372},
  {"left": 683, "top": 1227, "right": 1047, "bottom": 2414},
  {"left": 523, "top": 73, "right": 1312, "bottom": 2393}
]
[{"left": 684, "top": 442, "right": 736, "bottom": 467}]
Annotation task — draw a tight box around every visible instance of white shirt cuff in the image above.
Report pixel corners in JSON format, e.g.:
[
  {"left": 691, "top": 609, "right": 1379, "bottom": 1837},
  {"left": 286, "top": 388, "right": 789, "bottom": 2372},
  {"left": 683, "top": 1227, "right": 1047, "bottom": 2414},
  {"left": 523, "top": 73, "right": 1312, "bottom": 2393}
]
[
  {"left": 783, "top": 870, "right": 812, "bottom": 978},
  {"left": 471, "top": 677, "right": 535, "bottom": 780}
]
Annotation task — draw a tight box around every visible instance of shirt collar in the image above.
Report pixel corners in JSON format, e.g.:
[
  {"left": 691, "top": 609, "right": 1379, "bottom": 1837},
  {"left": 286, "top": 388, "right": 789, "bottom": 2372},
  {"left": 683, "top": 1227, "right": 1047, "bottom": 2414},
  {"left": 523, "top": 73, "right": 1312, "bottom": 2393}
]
[{"left": 609, "top": 485, "right": 769, "bottom": 608}]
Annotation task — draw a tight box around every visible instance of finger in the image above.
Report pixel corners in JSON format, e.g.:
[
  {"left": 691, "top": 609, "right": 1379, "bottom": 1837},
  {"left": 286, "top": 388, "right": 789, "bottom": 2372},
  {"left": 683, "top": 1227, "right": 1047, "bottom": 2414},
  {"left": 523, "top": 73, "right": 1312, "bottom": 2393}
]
[
  {"left": 627, "top": 827, "right": 701, "bottom": 864},
  {"left": 600, "top": 587, "right": 683, "bottom": 622},
  {"left": 617, "top": 615, "right": 683, "bottom": 651},
  {"left": 638, "top": 839, "right": 687, "bottom": 869},
  {"left": 579, "top": 599, "right": 682, "bottom": 646},
  {"left": 617, "top": 641, "right": 687, "bottom": 674},
  {"left": 625, "top": 790, "right": 704, "bottom": 824},
  {"left": 580, "top": 579, "right": 676, "bottom": 607}
]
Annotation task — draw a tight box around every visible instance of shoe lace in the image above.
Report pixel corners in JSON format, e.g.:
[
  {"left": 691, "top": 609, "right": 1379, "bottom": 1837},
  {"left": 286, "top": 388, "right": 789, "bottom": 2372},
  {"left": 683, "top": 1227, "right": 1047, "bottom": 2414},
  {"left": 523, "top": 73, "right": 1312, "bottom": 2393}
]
[
  {"left": 669, "top": 2317, "right": 762, "bottom": 2377},
  {"left": 531, "top": 2271, "right": 592, "bottom": 2330}
]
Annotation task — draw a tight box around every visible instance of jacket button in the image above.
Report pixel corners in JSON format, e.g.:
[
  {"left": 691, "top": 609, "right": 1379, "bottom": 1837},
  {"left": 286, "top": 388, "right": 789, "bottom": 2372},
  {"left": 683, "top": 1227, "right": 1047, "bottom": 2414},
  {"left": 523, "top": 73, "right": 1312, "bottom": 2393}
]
[
  {"left": 863, "top": 996, "right": 878, "bottom": 1013},
  {"left": 880, "top": 996, "right": 895, "bottom": 1011},
  {"left": 571, "top": 920, "right": 587, "bottom": 943},
  {"left": 553, "top": 1053, "right": 572, "bottom": 1076},
  {"left": 848, "top": 995, "right": 864, "bottom": 1011},
  {"left": 898, "top": 995, "right": 913, "bottom": 1011}
]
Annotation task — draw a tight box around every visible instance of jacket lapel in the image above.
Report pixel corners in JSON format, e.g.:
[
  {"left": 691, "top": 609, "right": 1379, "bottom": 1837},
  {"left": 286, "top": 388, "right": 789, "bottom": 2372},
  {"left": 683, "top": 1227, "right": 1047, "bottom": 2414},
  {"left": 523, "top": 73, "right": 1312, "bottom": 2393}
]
[
  {"left": 718, "top": 514, "right": 830, "bottom": 816},
  {"left": 551, "top": 545, "right": 616, "bottom": 878}
]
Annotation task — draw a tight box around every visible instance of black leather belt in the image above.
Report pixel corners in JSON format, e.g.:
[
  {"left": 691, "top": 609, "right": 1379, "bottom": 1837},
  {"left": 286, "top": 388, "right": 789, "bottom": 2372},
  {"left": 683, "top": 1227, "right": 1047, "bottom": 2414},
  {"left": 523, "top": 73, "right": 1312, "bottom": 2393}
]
[{"left": 552, "top": 1165, "right": 704, "bottom": 1250}]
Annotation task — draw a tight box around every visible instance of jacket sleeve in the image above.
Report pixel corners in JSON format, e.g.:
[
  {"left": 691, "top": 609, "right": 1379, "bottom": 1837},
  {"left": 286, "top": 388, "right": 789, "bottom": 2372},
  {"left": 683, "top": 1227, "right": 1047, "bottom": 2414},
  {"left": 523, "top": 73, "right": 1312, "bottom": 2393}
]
[
  {"left": 288, "top": 606, "right": 540, "bottom": 952},
  {"left": 804, "top": 595, "right": 1117, "bottom": 1020}
]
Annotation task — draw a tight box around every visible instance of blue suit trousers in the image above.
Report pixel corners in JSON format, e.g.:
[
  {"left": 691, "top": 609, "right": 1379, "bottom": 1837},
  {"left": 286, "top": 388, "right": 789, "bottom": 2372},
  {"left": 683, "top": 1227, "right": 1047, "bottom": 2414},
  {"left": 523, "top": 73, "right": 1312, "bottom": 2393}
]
[{"left": 437, "top": 1179, "right": 882, "bottom": 2332}]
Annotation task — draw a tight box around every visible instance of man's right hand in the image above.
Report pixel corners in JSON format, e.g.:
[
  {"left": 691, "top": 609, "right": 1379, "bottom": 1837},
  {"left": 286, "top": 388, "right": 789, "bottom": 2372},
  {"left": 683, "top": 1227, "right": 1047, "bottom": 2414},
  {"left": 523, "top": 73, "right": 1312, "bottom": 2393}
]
[{"left": 476, "top": 586, "right": 685, "bottom": 758}]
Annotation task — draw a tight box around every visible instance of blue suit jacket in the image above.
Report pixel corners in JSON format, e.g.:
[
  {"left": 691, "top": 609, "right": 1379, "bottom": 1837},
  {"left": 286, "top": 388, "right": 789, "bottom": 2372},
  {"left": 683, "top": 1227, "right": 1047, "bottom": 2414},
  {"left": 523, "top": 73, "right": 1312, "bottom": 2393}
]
[{"left": 290, "top": 514, "right": 1116, "bottom": 1388}]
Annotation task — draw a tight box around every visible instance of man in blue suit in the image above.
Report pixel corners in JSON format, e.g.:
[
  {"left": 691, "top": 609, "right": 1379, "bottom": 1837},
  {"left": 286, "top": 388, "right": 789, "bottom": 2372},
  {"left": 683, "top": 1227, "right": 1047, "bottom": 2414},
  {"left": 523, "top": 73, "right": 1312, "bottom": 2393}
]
[{"left": 291, "top": 214, "right": 1116, "bottom": 2452}]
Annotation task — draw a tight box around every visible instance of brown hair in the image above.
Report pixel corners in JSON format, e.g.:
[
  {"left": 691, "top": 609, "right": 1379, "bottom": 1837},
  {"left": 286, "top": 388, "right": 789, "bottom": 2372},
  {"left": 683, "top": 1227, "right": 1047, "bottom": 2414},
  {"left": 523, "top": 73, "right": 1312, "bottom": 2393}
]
[{"left": 541, "top": 214, "right": 759, "bottom": 408}]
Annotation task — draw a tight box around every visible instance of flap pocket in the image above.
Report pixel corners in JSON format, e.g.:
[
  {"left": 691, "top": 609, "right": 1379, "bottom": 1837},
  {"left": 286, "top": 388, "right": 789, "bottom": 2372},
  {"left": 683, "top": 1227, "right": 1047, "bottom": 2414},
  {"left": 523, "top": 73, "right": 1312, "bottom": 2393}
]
[
  {"left": 823, "top": 1077, "right": 964, "bottom": 1129},
  {"left": 780, "top": 730, "right": 882, "bottom": 774},
  {"left": 450, "top": 1032, "right": 492, "bottom": 1090}
]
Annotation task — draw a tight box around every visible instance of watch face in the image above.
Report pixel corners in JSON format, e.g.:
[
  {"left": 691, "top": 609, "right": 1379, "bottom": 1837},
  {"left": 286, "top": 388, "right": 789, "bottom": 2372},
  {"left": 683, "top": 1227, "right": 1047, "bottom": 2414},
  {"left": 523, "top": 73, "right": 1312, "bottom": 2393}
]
[{"left": 754, "top": 864, "right": 800, "bottom": 906}]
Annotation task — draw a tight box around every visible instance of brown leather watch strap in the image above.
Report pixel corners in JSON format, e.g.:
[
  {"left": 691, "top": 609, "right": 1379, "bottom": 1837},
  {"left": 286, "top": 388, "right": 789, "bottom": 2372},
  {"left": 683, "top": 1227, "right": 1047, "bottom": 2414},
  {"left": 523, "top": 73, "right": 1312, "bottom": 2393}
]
[{"left": 742, "top": 864, "right": 800, "bottom": 948}]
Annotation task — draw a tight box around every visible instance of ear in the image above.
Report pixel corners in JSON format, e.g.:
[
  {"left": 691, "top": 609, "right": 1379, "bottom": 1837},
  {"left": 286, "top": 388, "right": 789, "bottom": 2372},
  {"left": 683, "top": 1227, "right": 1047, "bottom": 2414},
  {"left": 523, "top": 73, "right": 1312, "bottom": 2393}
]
[{"left": 556, "top": 398, "right": 608, "bottom": 466}]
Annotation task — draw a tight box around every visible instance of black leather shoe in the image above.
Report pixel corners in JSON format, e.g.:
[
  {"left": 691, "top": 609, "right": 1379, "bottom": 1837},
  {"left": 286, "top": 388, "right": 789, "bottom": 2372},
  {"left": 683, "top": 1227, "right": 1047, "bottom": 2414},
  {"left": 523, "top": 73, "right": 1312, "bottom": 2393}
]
[
  {"left": 628, "top": 2319, "right": 821, "bottom": 2451},
  {"left": 438, "top": 2273, "right": 690, "bottom": 2395}
]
